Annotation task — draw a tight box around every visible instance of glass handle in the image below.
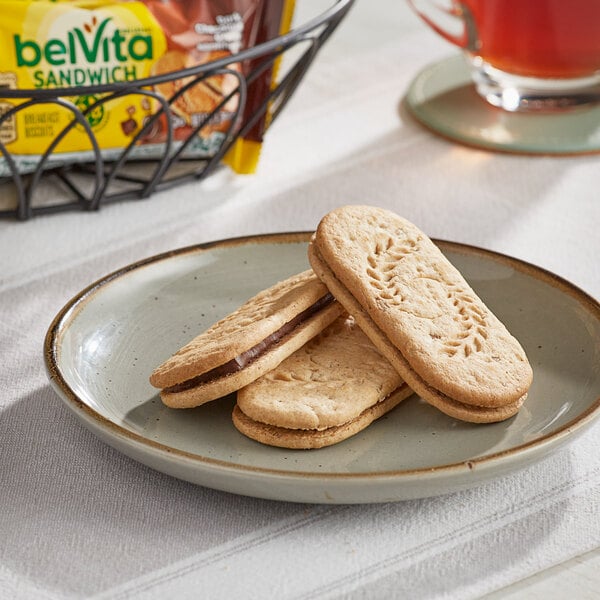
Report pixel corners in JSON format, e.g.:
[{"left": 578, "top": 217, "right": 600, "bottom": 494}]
[{"left": 408, "top": 1, "right": 477, "bottom": 51}]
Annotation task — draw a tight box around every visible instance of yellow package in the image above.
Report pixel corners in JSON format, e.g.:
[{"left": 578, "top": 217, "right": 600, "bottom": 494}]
[
  {"left": 0, "top": 0, "right": 167, "bottom": 172},
  {"left": 0, "top": 0, "right": 297, "bottom": 177}
]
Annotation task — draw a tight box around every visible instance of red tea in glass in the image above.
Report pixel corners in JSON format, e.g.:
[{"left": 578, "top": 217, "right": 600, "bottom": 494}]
[{"left": 408, "top": 0, "right": 600, "bottom": 111}]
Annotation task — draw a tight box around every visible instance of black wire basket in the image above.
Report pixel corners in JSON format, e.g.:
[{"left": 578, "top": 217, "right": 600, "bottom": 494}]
[{"left": 0, "top": 0, "right": 354, "bottom": 220}]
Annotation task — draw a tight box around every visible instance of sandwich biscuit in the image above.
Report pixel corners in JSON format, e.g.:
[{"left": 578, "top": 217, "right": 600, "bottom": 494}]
[
  {"left": 150, "top": 270, "right": 343, "bottom": 408},
  {"left": 233, "top": 316, "right": 413, "bottom": 448},
  {"left": 308, "top": 205, "right": 533, "bottom": 423}
]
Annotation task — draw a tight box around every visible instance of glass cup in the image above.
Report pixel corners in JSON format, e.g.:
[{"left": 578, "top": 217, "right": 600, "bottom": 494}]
[{"left": 408, "top": 0, "right": 600, "bottom": 112}]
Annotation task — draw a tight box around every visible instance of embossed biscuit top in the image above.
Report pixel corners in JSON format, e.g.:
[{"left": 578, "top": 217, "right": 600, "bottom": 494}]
[
  {"left": 150, "top": 270, "right": 331, "bottom": 388},
  {"left": 237, "top": 316, "right": 405, "bottom": 430},
  {"left": 312, "top": 206, "right": 533, "bottom": 407}
]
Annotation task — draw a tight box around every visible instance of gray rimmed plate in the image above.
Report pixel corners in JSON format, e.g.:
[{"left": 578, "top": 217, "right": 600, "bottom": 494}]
[{"left": 44, "top": 233, "right": 600, "bottom": 503}]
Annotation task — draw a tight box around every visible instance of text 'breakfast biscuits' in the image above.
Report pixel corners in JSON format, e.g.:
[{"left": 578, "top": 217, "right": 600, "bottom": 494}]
[
  {"left": 234, "top": 316, "right": 413, "bottom": 448},
  {"left": 308, "top": 205, "right": 533, "bottom": 423},
  {"left": 150, "top": 270, "right": 343, "bottom": 408}
]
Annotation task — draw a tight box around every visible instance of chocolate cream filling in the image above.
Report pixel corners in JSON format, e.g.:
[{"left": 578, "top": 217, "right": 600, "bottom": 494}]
[{"left": 163, "top": 293, "right": 335, "bottom": 393}]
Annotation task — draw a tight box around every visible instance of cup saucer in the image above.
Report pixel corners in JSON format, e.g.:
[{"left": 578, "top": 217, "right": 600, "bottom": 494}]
[{"left": 404, "top": 54, "right": 600, "bottom": 155}]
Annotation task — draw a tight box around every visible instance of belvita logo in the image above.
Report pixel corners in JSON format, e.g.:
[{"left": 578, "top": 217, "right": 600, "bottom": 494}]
[{"left": 14, "top": 15, "right": 154, "bottom": 88}]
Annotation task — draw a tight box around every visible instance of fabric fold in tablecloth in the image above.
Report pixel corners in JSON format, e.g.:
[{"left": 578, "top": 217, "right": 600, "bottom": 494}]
[{"left": 90, "top": 443, "right": 600, "bottom": 600}]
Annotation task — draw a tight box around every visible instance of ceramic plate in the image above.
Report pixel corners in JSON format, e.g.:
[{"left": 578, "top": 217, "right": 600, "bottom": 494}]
[
  {"left": 45, "top": 233, "right": 600, "bottom": 503},
  {"left": 405, "top": 55, "right": 600, "bottom": 155}
]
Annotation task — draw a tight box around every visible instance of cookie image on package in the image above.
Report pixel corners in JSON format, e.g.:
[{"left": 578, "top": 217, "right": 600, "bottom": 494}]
[
  {"left": 151, "top": 50, "right": 190, "bottom": 119},
  {"left": 152, "top": 49, "right": 240, "bottom": 135},
  {"left": 308, "top": 205, "right": 533, "bottom": 423},
  {"left": 150, "top": 270, "right": 343, "bottom": 408},
  {"left": 233, "top": 316, "right": 413, "bottom": 449}
]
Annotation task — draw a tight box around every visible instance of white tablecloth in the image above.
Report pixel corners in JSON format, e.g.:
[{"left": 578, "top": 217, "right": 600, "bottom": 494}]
[{"left": 1, "top": 1, "right": 599, "bottom": 598}]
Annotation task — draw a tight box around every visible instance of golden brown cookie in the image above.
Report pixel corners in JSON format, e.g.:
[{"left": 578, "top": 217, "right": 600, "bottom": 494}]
[
  {"left": 233, "top": 316, "right": 413, "bottom": 448},
  {"left": 308, "top": 206, "right": 533, "bottom": 423},
  {"left": 150, "top": 270, "right": 343, "bottom": 408}
]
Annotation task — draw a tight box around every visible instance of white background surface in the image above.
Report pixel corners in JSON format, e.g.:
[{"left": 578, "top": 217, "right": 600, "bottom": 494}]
[{"left": 1, "top": 1, "right": 599, "bottom": 598}]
